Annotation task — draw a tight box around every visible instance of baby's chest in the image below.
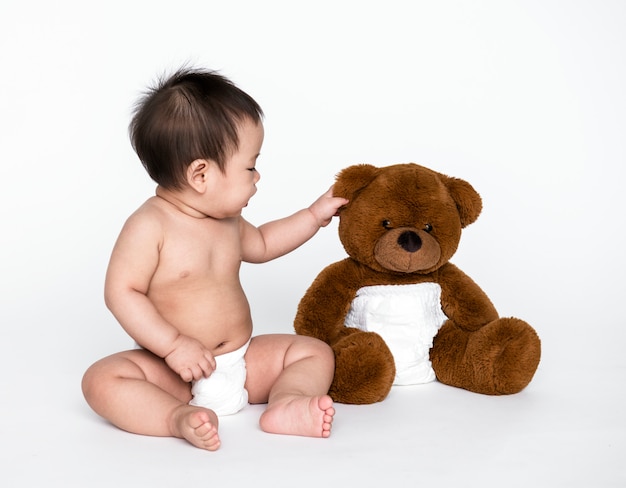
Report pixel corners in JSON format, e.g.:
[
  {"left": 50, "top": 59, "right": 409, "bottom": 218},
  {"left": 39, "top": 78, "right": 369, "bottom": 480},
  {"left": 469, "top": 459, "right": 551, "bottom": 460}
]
[{"left": 158, "top": 224, "right": 242, "bottom": 281}]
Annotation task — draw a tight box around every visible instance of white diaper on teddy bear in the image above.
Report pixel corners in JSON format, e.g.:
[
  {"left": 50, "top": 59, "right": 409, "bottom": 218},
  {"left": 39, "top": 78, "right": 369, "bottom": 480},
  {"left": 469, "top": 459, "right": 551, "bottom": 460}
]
[{"left": 344, "top": 283, "right": 447, "bottom": 385}]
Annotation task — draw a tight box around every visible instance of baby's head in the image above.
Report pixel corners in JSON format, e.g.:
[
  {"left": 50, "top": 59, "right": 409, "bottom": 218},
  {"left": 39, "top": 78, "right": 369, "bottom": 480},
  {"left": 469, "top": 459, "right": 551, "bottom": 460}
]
[{"left": 130, "top": 67, "right": 263, "bottom": 189}]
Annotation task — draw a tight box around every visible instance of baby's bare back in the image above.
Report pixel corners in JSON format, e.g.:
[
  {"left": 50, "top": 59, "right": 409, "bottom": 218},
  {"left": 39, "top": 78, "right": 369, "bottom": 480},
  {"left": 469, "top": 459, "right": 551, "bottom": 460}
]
[{"left": 146, "top": 198, "right": 253, "bottom": 355}]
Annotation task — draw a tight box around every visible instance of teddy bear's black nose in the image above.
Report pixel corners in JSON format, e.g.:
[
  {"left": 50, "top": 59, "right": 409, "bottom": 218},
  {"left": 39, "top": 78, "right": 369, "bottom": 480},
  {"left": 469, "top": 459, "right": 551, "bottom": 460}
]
[{"left": 398, "top": 231, "right": 422, "bottom": 252}]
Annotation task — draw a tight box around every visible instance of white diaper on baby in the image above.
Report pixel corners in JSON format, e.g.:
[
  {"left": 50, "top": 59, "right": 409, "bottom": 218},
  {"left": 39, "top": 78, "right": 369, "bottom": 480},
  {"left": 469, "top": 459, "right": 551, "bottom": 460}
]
[
  {"left": 344, "top": 283, "right": 447, "bottom": 385},
  {"left": 189, "top": 339, "right": 250, "bottom": 416}
]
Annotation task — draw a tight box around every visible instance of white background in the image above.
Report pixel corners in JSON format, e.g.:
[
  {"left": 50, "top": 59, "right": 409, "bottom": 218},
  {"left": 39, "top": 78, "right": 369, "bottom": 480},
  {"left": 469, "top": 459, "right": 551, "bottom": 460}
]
[{"left": 1, "top": 1, "right": 624, "bottom": 486}]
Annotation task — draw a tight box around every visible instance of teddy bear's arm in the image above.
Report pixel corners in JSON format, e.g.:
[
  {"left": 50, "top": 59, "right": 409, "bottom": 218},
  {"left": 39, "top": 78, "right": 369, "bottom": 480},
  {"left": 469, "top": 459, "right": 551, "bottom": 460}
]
[
  {"left": 294, "top": 258, "right": 362, "bottom": 344},
  {"left": 437, "top": 262, "right": 499, "bottom": 331}
]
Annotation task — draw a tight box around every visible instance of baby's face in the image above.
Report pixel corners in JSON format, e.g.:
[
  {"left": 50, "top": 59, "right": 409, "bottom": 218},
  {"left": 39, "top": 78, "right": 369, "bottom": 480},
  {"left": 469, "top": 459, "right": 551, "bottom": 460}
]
[{"left": 204, "top": 119, "right": 264, "bottom": 217}]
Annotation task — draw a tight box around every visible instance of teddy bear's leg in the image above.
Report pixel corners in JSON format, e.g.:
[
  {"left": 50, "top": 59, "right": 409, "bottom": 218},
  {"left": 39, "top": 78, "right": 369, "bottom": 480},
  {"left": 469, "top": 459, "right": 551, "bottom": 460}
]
[
  {"left": 329, "top": 331, "right": 396, "bottom": 404},
  {"left": 430, "top": 318, "right": 541, "bottom": 395}
]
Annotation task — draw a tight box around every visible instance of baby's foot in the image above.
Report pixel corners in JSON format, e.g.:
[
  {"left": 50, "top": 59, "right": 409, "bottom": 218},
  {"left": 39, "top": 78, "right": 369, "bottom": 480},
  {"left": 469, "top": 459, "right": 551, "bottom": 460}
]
[
  {"left": 171, "top": 405, "right": 221, "bottom": 451},
  {"left": 260, "top": 394, "right": 335, "bottom": 438}
]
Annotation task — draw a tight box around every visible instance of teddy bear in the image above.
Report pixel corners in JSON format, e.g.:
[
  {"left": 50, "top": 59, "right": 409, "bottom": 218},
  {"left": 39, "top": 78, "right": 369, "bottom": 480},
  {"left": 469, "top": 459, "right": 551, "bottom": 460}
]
[{"left": 294, "top": 163, "right": 541, "bottom": 404}]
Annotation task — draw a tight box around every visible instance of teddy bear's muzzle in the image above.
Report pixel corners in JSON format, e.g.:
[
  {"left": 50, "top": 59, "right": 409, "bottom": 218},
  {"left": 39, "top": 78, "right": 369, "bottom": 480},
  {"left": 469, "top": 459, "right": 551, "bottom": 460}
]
[
  {"left": 398, "top": 230, "right": 422, "bottom": 252},
  {"left": 374, "top": 228, "right": 441, "bottom": 273}
]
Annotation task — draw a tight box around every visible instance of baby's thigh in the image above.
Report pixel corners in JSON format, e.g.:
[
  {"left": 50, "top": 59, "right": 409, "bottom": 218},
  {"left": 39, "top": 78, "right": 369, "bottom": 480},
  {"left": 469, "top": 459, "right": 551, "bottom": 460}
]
[
  {"left": 85, "top": 349, "right": 191, "bottom": 403},
  {"left": 244, "top": 335, "right": 291, "bottom": 402},
  {"left": 129, "top": 349, "right": 191, "bottom": 400},
  {"left": 243, "top": 334, "right": 331, "bottom": 403}
]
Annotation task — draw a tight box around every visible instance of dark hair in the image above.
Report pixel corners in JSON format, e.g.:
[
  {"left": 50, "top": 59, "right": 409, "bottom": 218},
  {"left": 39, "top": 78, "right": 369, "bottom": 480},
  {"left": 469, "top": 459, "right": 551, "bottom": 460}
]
[{"left": 129, "top": 67, "right": 263, "bottom": 189}]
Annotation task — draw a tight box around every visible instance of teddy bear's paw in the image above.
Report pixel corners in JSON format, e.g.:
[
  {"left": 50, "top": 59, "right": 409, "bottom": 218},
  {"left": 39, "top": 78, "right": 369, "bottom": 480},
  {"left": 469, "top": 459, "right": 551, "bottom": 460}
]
[
  {"left": 329, "top": 332, "right": 395, "bottom": 404},
  {"left": 462, "top": 317, "right": 541, "bottom": 394},
  {"left": 432, "top": 318, "right": 541, "bottom": 395},
  {"left": 488, "top": 318, "right": 541, "bottom": 394}
]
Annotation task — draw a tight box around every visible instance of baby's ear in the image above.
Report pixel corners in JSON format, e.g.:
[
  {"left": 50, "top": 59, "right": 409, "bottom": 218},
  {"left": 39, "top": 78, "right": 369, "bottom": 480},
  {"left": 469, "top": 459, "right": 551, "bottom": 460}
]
[
  {"left": 187, "top": 159, "right": 209, "bottom": 192},
  {"left": 334, "top": 164, "right": 379, "bottom": 201}
]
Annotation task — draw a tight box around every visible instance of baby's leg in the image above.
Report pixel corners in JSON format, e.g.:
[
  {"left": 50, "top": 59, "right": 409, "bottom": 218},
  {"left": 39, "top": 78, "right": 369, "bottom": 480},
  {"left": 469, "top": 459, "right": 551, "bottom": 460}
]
[
  {"left": 259, "top": 393, "right": 335, "bottom": 438},
  {"left": 169, "top": 404, "right": 221, "bottom": 451},
  {"left": 245, "top": 335, "right": 335, "bottom": 438},
  {"left": 82, "top": 349, "right": 220, "bottom": 451}
]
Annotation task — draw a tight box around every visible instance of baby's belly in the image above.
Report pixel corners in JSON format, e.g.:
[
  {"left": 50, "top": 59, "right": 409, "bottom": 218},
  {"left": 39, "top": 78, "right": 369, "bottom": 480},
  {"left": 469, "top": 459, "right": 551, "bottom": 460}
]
[
  {"left": 344, "top": 283, "right": 447, "bottom": 385},
  {"left": 150, "top": 283, "right": 253, "bottom": 354}
]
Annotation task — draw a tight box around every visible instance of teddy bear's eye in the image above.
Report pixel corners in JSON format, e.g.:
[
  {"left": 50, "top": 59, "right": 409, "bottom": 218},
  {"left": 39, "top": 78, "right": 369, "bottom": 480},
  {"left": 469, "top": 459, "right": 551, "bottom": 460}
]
[
  {"left": 382, "top": 219, "right": 392, "bottom": 229},
  {"left": 424, "top": 223, "right": 433, "bottom": 233}
]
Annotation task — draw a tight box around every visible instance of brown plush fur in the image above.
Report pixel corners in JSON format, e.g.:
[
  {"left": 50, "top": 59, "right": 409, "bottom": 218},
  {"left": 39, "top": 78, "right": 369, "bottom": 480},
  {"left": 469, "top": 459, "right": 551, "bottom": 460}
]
[{"left": 294, "top": 163, "right": 541, "bottom": 404}]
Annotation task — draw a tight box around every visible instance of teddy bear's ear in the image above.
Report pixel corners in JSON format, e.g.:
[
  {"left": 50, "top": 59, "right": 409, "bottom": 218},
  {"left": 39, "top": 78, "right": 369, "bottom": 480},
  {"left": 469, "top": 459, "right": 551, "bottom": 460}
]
[
  {"left": 442, "top": 175, "right": 483, "bottom": 227},
  {"left": 334, "top": 164, "right": 379, "bottom": 200}
]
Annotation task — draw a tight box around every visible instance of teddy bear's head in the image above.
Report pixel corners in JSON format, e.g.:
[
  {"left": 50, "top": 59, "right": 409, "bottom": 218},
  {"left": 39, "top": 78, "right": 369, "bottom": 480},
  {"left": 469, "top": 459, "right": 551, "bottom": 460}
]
[{"left": 333, "top": 163, "right": 482, "bottom": 274}]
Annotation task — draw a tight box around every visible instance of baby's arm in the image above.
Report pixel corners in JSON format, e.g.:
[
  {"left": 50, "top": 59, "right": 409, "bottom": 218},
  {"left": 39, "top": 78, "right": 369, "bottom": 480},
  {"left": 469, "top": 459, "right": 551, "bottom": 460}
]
[
  {"left": 105, "top": 211, "right": 215, "bottom": 382},
  {"left": 241, "top": 186, "right": 348, "bottom": 263}
]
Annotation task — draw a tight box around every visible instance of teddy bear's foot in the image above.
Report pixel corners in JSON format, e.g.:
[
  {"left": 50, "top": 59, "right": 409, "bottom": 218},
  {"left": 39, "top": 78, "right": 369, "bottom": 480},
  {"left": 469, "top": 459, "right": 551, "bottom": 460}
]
[
  {"left": 431, "top": 318, "right": 541, "bottom": 395},
  {"left": 329, "top": 331, "right": 396, "bottom": 404},
  {"left": 489, "top": 318, "right": 541, "bottom": 394}
]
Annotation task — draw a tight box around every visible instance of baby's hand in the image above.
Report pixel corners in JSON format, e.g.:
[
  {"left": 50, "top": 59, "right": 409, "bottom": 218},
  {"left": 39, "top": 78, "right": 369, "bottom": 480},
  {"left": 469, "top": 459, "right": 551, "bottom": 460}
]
[
  {"left": 309, "top": 186, "right": 349, "bottom": 227},
  {"left": 164, "top": 334, "right": 216, "bottom": 383}
]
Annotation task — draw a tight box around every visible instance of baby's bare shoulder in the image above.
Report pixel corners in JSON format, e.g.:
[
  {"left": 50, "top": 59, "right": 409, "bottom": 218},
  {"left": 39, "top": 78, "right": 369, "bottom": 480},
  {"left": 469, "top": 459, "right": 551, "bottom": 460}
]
[
  {"left": 120, "top": 197, "right": 166, "bottom": 237},
  {"left": 134, "top": 196, "right": 167, "bottom": 217}
]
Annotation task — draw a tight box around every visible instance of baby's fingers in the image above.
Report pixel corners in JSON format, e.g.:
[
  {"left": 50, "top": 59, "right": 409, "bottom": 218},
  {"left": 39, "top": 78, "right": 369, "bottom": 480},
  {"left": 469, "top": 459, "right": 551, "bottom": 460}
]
[
  {"left": 180, "top": 368, "right": 194, "bottom": 383},
  {"left": 187, "top": 364, "right": 208, "bottom": 382},
  {"left": 200, "top": 355, "right": 216, "bottom": 378}
]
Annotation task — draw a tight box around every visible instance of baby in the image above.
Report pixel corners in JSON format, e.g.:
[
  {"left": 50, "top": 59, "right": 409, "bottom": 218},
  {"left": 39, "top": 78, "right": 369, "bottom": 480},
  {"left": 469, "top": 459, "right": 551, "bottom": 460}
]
[{"left": 82, "top": 68, "right": 348, "bottom": 451}]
